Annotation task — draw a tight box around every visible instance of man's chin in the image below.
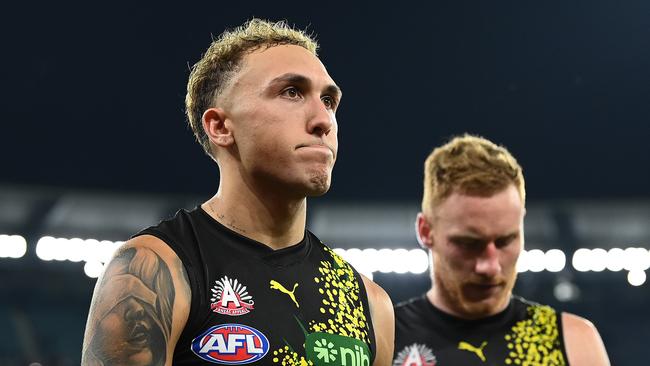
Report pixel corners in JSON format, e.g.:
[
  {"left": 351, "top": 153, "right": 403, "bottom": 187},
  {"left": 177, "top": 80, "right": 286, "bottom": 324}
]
[
  {"left": 305, "top": 173, "right": 332, "bottom": 196},
  {"left": 459, "top": 294, "right": 510, "bottom": 318}
]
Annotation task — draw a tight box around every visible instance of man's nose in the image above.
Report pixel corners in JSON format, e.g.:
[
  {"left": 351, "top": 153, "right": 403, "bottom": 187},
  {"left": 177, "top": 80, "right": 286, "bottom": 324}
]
[
  {"left": 306, "top": 97, "right": 334, "bottom": 136},
  {"left": 475, "top": 242, "right": 501, "bottom": 277}
]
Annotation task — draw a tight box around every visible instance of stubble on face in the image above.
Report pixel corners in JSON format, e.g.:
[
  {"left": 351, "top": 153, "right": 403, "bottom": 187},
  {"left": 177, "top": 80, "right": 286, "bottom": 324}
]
[
  {"left": 429, "top": 186, "right": 524, "bottom": 319},
  {"left": 433, "top": 255, "right": 517, "bottom": 319}
]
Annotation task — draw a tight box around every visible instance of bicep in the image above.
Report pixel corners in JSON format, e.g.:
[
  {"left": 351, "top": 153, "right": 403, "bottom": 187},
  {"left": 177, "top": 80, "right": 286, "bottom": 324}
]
[
  {"left": 361, "top": 275, "right": 395, "bottom": 366},
  {"left": 81, "top": 236, "right": 191, "bottom": 366},
  {"left": 562, "top": 312, "right": 610, "bottom": 366}
]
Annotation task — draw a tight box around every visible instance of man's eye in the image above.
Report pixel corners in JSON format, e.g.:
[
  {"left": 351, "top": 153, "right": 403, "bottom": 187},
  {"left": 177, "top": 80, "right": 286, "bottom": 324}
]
[
  {"left": 495, "top": 236, "right": 516, "bottom": 248},
  {"left": 454, "top": 239, "right": 481, "bottom": 250},
  {"left": 321, "top": 95, "right": 336, "bottom": 109},
  {"left": 282, "top": 87, "right": 300, "bottom": 98}
]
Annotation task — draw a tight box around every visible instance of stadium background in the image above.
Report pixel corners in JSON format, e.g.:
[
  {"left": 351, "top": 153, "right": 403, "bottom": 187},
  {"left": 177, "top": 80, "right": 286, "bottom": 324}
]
[{"left": 1, "top": 1, "right": 649, "bottom": 365}]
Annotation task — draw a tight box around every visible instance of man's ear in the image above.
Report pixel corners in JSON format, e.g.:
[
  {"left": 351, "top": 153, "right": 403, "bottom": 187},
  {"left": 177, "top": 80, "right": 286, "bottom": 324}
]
[
  {"left": 202, "top": 107, "right": 234, "bottom": 147},
  {"left": 416, "top": 212, "right": 434, "bottom": 249}
]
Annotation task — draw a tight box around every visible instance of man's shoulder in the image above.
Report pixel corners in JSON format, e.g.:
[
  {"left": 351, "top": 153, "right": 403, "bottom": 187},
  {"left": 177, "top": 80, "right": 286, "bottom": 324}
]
[
  {"left": 135, "top": 207, "right": 197, "bottom": 236},
  {"left": 394, "top": 295, "right": 430, "bottom": 324},
  {"left": 510, "top": 294, "right": 560, "bottom": 314},
  {"left": 395, "top": 295, "right": 428, "bottom": 311}
]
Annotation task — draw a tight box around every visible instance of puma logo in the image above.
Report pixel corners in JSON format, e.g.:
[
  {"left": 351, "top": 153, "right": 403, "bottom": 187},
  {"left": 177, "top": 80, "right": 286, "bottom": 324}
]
[
  {"left": 269, "top": 280, "right": 299, "bottom": 308},
  {"left": 458, "top": 341, "right": 487, "bottom": 362}
]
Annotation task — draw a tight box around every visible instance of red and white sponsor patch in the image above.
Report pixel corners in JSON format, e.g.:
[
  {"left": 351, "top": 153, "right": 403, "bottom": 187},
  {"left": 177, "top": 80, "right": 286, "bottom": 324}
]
[
  {"left": 210, "top": 276, "right": 254, "bottom": 316},
  {"left": 393, "top": 343, "right": 437, "bottom": 366}
]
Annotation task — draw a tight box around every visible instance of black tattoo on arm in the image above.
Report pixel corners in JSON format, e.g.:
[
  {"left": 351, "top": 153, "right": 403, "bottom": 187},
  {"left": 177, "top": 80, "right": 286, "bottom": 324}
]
[{"left": 82, "top": 247, "right": 175, "bottom": 366}]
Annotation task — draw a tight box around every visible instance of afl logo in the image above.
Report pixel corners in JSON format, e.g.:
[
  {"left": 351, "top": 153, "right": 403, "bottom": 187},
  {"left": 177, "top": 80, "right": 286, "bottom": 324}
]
[{"left": 191, "top": 324, "right": 269, "bottom": 364}]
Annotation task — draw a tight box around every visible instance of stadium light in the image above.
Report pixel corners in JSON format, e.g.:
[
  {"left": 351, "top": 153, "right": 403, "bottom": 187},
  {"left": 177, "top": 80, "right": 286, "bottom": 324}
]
[
  {"left": 627, "top": 270, "right": 646, "bottom": 286},
  {"left": 5, "top": 234, "right": 647, "bottom": 285},
  {"left": 0, "top": 235, "right": 27, "bottom": 258},
  {"left": 334, "top": 248, "right": 429, "bottom": 278}
]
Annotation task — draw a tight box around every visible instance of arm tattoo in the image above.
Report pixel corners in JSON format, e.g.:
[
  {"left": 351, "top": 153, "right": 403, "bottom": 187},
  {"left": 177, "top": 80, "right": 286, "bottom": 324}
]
[{"left": 82, "top": 247, "right": 175, "bottom": 366}]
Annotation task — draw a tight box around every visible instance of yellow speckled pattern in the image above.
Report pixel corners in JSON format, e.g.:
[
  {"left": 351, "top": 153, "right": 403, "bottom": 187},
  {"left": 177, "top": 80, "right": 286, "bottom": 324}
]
[
  {"left": 504, "top": 304, "right": 566, "bottom": 365},
  {"left": 308, "top": 246, "right": 370, "bottom": 343},
  {"left": 271, "top": 245, "right": 371, "bottom": 365},
  {"left": 273, "top": 345, "right": 312, "bottom": 366}
]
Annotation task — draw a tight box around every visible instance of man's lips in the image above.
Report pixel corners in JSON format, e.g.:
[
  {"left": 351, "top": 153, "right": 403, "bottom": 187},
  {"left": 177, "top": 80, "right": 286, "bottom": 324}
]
[
  {"left": 296, "top": 143, "right": 335, "bottom": 157},
  {"left": 468, "top": 283, "right": 502, "bottom": 289}
]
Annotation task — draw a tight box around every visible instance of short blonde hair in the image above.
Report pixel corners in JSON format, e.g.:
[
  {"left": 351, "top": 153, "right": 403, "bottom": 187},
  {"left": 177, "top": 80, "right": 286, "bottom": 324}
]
[
  {"left": 422, "top": 134, "right": 525, "bottom": 215},
  {"left": 186, "top": 18, "right": 318, "bottom": 157}
]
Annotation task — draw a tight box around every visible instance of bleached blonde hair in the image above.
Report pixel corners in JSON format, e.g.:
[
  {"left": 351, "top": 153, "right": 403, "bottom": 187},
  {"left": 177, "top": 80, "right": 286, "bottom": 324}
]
[{"left": 185, "top": 19, "right": 318, "bottom": 156}]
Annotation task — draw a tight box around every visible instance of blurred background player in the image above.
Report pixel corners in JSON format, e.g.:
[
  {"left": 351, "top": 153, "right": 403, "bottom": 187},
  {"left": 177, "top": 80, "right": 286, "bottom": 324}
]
[{"left": 393, "top": 134, "right": 609, "bottom": 366}]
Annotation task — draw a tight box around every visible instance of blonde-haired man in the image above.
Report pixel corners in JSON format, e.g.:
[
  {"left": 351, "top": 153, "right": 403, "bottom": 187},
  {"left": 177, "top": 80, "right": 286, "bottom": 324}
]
[
  {"left": 82, "top": 19, "right": 394, "bottom": 366},
  {"left": 393, "top": 135, "right": 609, "bottom": 366}
]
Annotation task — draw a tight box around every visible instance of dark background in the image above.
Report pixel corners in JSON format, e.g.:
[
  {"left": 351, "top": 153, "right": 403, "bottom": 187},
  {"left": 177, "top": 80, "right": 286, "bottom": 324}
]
[
  {"left": 1, "top": 1, "right": 649, "bottom": 365},
  {"left": 3, "top": 1, "right": 650, "bottom": 200}
]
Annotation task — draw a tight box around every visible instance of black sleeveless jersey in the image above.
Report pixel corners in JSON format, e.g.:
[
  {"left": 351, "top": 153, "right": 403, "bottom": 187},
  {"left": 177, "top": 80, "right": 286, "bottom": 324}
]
[
  {"left": 393, "top": 295, "right": 568, "bottom": 366},
  {"left": 136, "top": 207, "right": 376, "bottom": 366}
]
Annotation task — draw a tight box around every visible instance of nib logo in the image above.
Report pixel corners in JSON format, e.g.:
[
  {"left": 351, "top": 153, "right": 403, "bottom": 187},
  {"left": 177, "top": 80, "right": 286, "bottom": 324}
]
[
  {"left": 314, "top": 338, "right": 338, "bottom": 363},
  {"left": 306, "top": 332, "right": 370, "bottom": 366}
]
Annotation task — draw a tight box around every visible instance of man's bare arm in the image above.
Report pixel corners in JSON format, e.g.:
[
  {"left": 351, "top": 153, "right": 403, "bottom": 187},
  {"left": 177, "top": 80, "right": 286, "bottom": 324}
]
[
  {"left": 81, "top": 235, "right": 191, "bottom": 366},
  {"left": 362, "top": 275, "right": 395, "bottom": 366},
  {"left": 562, "top": 312, "right": 610, "bottom": 366}
]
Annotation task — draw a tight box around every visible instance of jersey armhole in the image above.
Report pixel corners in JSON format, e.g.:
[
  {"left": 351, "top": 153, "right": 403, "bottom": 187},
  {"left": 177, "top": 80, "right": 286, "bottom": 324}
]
[
  {"left": 557, "top": 311, "right": 571, "bottom": 366},
  {"left": 133, "top": 229, "right": 202, "bottom": 348},
  {"left": 354, "top": 269, "right": 378, "bottom": 365}
]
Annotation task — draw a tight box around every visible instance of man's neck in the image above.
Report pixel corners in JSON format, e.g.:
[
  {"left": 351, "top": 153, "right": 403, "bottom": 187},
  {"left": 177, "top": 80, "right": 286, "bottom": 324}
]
[{"left": 202, "top": 184, "right": 308, "bottom": 250}]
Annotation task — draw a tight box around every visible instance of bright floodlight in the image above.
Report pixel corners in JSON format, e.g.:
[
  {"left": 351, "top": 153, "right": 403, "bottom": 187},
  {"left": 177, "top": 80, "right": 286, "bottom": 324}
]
[
  {"left": 516, "top": 250, "right": 529, "bottom": 273},
  {"left": 376, "top": 249, "right": 394, "bottom": 273},
  {"left": 623, "top": 247, "right": 650, "bottom": 272},
  {"left": 336, "top": 248, "right": 374, "bottom": 279},
  {"left": 527, "top": 249, "right": 546, "bottom": 273},
  {"left": 606, "top": 248, "right": 625, "bottom": 272},
  {"left": 83, "top": 239, "right": 102, "bottom": 263},
  {"left": 392, "top": 249, "right": 410, "bottom": 274},
  {"left": 408, "top": 249, "right": 429, "bottom": 274},
  {"left": 333, "top": 248, "right": 346, "bottom": 257},
  {"left": 344, "top": 248, "right": 363, "bottom": 270},
  {"left": 52, "top": 238, "right": 70, "bottom": 261},
  {"left": 99, "top": 240, "right": 122, "bottom": 263},
  {"left": 572, "top": 248, "right": 591, "bottom": 272},
  {"left": 36, "top": 236, "right": 56, "bottom": 261},
  {"left": 362, "top": 248, "right": 379, "bottom": 272},
  {"left": 590, "top": 248, "right": 608, "bottom": 272},
  {"left": 67, "top": 238, "right": 85, "bottom": 262},
  {"left": 333, "top": 248, "right": 429, "bottom": 275},
  {"left": 635, "top": 247, "right": 650, "bottom": 271},
  {"left": 84, "top": 261, "right": 105, "bottom": 278},
  {"left": 627, "top": 269, "right": 646, "bottom": 287},
  {"left": 0, "top": 235, "right": 27, "bottom": 258},
  {"left": 545, "top": 249, "right": 566, "bottom": 272}
]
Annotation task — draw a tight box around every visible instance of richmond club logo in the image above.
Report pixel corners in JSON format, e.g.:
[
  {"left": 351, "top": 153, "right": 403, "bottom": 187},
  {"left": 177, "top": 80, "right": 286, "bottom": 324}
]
[
  {"left": 210, "top": 276, "right": 254, "bottom": 316},
  {"left": 393, "top": 343, "right": 437, "bottom": 366},
  {"left": 191, "top": 324, "right": 269, "bottom": 364}
]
